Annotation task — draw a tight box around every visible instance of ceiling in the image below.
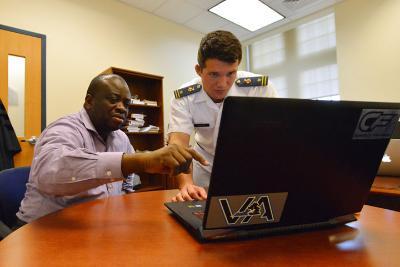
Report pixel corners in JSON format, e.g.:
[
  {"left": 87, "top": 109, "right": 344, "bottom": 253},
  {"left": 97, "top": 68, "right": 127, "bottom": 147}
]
[{"left": 118, "top": 0, "right": 342, "bottom": 41}]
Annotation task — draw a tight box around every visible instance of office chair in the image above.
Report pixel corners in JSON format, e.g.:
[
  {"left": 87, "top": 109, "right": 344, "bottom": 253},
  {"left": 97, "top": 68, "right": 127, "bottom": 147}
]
[{"left": 0, "top": 166, "right": 30, "bottom": 239}]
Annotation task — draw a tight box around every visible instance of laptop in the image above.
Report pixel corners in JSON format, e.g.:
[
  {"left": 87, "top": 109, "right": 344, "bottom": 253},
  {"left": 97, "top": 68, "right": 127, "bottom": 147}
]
[
  {"left": 377, "top": 119, "right": 400, "bottom": 176},
  {"left": 165, "top": 97, "right": 400, "bottom": 242}
]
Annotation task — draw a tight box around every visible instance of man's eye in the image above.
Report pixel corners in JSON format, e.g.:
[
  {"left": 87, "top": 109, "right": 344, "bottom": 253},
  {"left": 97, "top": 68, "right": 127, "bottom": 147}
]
[{"left": 108, "top": 97, "right": 119, "bottom": 103}]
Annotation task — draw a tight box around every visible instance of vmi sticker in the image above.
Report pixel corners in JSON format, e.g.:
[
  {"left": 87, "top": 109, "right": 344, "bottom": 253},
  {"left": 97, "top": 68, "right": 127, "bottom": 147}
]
[
  {"left": 205, "top": 193, "right": 287, "bottom": 229},
  {"left": 353, "top": 109, "right": 400, "bottom": 140}
]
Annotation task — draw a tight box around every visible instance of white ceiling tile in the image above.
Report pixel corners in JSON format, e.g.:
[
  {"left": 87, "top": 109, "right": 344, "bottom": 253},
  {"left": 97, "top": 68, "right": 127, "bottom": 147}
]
[
  {"left": 277, "top": 0, "right": 321, "bottom": 12},
  {"left": 184, "top": 11, "right": 229, "bottom": 34},
  {"left": 185, "top": 0, "right": 222, "bottom": 9},
  {"left": 237, "top": 32, "right": 253, "bottom": 42},
  {"left": 154, "top": 0, "right": 204, "bottom": 24},
  {"left": 118, "top": 0, "right": 343, "bottom": 41},
  {"left": 266, "top": 0, "right": 294, "bottom": 17},
  {"left": 119, "top": 0, "right": 167, "bottom": 12},
  {"left": 218, "top": 23, "right": 251, "bottom": 40},
  {"left": 242, "top": 17, "right": 290, "bottom": 41}
]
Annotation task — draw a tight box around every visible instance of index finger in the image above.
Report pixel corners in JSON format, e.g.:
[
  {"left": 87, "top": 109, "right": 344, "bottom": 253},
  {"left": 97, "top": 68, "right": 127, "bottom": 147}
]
[{"left": 186, "top": 148, "right": 209, "bottom": 166}]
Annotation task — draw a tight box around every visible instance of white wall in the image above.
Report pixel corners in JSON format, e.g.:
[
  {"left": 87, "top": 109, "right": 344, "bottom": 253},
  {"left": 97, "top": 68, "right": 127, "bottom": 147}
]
[
  {"left": 335, "top": 0, "right": 400, "bottom": 101},
  {"left": 0, "top": 0, "right": 203, "bottom": 132},
  {"left": 3, "top": 0, "right": 398, "bottom": 133}
]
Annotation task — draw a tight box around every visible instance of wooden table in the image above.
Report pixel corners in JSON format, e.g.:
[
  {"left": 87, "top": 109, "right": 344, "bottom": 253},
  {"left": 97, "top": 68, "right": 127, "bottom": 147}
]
[
  {"left": 1, "top": 190, "right": 399, "bottom": 267},
  {"left": 368, "top": 176, "right": 400, "bottom": 211},
  {"left": 371, "top": 176, "right": 400, "bottom": 197}
]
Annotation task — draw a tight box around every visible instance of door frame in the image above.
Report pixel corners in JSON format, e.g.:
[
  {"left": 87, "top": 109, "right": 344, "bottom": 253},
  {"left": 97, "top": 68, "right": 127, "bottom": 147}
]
[{"left": 0, "top": 24, "right": 46, "bottom": 130}]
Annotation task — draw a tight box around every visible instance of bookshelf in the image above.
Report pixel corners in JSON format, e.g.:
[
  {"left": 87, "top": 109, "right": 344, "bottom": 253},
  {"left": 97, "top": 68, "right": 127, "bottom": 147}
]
[{"left": 101, "top": 67, "right": 166, "bottom": 191}]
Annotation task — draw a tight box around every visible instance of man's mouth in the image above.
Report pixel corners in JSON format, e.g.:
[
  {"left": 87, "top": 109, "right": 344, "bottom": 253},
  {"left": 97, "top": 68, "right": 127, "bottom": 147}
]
[{"left": 112, "top": 114, "right": 125, "bottom": 124}]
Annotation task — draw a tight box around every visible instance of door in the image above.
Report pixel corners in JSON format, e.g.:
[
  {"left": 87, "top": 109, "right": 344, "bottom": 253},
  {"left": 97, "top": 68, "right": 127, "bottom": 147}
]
[{"left": 0, "top": 25, "right": 46, "bottom": 167}]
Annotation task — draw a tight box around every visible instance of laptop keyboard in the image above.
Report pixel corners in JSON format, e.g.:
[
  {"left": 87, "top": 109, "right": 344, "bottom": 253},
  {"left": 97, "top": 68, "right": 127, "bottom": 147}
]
[{"left": 192, "top": 211, "right": 205, "bottom": 220}]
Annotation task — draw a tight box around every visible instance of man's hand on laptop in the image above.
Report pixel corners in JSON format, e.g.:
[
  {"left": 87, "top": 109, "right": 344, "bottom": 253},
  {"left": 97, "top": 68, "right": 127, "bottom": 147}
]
[{"left": 172, "top": 184, "right": 207, "bottom": 202}]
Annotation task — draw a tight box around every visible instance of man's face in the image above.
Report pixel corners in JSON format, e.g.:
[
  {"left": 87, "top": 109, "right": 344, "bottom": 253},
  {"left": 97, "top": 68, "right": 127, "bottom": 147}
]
[
  {"left": 196, "top": 58, "right": 239, "bottom": 103},
  {"left": 87, "top": 78, "right": 131, "bottom": 135}
]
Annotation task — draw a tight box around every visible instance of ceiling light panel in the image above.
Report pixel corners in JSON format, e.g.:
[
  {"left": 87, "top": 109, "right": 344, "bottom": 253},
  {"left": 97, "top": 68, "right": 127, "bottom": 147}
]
[{"left": 209, "top": 0, "right": 284, "bottom": 31}]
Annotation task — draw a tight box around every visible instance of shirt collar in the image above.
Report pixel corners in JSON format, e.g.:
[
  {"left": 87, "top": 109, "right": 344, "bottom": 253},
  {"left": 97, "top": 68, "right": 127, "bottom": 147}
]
[
  {"left": 79, "top": 109, "right": 116, "bottom": 143},
  {"left": 80, "top": 108, "right": 97, "bottom": 132},
  {"left": 193, "top": 88, "right": 209, "bottom": 104}
]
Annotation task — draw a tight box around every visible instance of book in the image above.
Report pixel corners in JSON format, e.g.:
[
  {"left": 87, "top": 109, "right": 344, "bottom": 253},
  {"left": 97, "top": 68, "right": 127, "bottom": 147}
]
[
  {"left": 130, "top": 99, "right": 145, "bottom": 105},
  {"left": 143, "top": 99, "right": 158, "bottom": 106},
  {"left": 131, "top": 113, "right": 146, "bottom": 119},
  {"left": 140, "top": 125, "right": 160, "bottom": 133}
]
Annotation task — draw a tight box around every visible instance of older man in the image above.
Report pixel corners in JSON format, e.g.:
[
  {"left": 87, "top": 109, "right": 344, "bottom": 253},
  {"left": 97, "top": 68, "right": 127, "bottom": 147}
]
[{"left": 16, "top": 74, "right": 207, "bottom": 226}]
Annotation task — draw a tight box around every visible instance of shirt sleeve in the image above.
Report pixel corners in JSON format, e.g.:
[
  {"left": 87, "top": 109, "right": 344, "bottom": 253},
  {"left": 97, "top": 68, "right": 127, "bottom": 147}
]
[
  {"left": 248, "top": 80, "right": 279, "bottom": 98},
  {"left": 266, "top": 81, "right": 279, "bottom": 97},
  {"left": 122, "top": 139, "right": 141, "bottom": 192},
  {"left": 32, "top": 119, "right": 126, "bottom": 196},
  {"left": 167, "top": 96, "right": 194, "bottom": 136}
]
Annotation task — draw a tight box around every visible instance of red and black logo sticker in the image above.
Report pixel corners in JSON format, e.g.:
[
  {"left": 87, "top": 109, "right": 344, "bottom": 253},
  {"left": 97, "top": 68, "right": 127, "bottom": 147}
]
[{"left": 219, "top": 196, "right": 274, "bottom": 225}]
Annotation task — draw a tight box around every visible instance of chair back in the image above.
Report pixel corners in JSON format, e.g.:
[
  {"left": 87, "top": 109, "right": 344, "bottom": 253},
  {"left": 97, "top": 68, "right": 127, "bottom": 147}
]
[{"left": 0, "top": 166, "right": 30, "bottom": 228}]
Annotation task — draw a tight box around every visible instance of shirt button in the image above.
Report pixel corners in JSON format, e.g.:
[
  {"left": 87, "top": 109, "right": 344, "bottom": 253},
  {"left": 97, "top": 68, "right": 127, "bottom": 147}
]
[
  {"left": 71, "top": 177, "right": 76, "bottom": 181},
  {"left": 106, "top": 171, "right": 112, "bottom": 176}
]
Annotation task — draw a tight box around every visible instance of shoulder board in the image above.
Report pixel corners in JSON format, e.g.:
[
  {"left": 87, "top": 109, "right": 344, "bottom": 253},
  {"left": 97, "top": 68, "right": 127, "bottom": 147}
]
[
  {"left": 174, "top": 84, "right": 202, "bottom": 99},
  {"left": 235, "top": 76, "right": 268, "bottom": 87}
]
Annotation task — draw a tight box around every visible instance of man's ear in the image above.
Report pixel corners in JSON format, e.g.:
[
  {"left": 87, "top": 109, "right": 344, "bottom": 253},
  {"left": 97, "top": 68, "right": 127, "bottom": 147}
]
[
  {"left": 84, "top": 94, "right": 94, "bottom": 109},
  {"left": 195, "top": 64, "right": 202, "bottom": 76}
]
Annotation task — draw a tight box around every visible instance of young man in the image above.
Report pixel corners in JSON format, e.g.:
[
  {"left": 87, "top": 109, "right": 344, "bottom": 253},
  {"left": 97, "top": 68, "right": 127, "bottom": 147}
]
[
  {"left": 168, "top": 30, "right": 278, "bottom": 202},
  {"left": 16, "top": 74, "right": 207, "bottom": 225}
]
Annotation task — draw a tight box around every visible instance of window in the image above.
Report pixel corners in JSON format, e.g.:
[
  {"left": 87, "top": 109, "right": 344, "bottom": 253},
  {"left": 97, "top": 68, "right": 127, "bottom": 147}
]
[
  {"left": 251, "top": 33, "right": 285, "bottom": 69},
  {"left": 248, "top": 13, "right": 339, "bottom": 100},
  {"left": 269, "top": 76, "right": 288, "bottom": 98},
  {"left": 300, "top": 64, "right": 338, "bottom": 99},
  {"left": 297, "top": 14, "right": 336, "bottom": 57}
]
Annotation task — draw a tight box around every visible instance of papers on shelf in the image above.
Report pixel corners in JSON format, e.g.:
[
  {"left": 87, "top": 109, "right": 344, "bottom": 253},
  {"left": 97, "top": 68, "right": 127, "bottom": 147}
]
[
  {"left": 128, "top": 119, "right": 144, "bottom": 127},
  {"left": 130, "top": 98, "right": 158, "bottom": 106},
  {"left": 143, "top": 99, "right": 158, "bottom": 106},
  {"left": 130, "top": 99, "right": 145, "bottom": 105},
  {"left": 140, "top": 125, "right": 159, "bottom": 133},
  {"left": 126, "top": 126, "right": 140, "bottom": 132},
  {"left": 126, "top": 124, "right": 159, "bottom": 133},
  {"left": 131, "top": 113, "right": 146, "bottom": 119}
]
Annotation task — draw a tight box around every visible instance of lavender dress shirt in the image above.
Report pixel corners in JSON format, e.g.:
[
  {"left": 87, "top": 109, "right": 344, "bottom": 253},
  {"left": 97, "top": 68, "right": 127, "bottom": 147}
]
[{"left": 17, "top": 109, "right": 138, "bottom": 223}]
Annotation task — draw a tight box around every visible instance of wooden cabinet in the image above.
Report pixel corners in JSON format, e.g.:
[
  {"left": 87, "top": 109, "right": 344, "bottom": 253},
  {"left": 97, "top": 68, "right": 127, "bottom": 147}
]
[{"left": 101, "top": 67, "right": 166, "bottom": 191}]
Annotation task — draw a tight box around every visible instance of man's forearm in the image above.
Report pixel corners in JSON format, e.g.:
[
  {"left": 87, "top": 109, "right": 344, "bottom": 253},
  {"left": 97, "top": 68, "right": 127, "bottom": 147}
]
[{"left": 121, "top": 153, "right": 146, "bottom": 177}]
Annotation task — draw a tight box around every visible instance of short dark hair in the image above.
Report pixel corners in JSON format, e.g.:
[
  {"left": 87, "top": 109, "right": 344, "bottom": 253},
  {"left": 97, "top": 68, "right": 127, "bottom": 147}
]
[
  {"left": 86, "top": 74, "right": 127, "bottom": 97},
  {"left": 197, "top": 30, "right": 242, "bottom": 68}
]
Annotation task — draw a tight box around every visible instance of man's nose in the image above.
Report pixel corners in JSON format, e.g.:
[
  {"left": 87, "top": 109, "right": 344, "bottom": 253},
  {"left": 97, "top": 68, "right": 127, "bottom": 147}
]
[
  {"left": 116, "top": 101, "right": 127, "bottom": 113},
  {"left": 216, "top": 76, "right": 229, "bottom": 87}
]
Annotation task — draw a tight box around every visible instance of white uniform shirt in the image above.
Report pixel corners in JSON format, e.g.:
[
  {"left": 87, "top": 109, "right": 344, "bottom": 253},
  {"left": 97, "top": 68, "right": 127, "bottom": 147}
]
[{"left": 168, "top": 71, "right": 278, "bottom": 188}]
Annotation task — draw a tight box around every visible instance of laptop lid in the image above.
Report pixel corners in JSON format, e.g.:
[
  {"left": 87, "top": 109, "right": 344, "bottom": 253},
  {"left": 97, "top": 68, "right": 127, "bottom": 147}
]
[
  {"left": 203, "top": 97, "right": 400, "bottom": 230},
  {"left": 377, "top": 118, "right": 400, "bottom": 176},
  {"left": 377, "top": 139, "right": 400, "bottom": 176}
]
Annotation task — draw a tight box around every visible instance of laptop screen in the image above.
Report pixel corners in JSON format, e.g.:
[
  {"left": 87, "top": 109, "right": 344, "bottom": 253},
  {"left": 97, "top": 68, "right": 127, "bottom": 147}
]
[{"left": 203, "top": 97, "right": 400, "bottom": 229}]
